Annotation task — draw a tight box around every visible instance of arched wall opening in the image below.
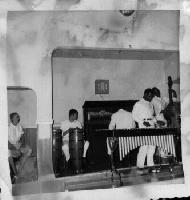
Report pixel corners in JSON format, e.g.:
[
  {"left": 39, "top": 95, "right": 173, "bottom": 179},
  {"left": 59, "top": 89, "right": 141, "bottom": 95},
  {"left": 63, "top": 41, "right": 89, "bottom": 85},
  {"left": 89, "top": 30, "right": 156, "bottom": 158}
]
[
  {"left": 51, "top": 47, "right": 181, "bottom": 177},
  {"left": 7, "top": 86, "right": 38, "bottom": 183}
]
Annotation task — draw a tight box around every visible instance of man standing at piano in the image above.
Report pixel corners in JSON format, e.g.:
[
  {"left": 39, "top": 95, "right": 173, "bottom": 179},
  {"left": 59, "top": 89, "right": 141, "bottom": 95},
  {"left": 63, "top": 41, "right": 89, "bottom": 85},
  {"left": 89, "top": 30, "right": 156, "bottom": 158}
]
[
  {"left": 151, "top": 87, "right": 167, "bottom": 128},
  {"left": 107, "top": 108, "right": 136, "bottom": 155},
  {"left": 132, "top": 88, "right": 157, "bottom": 172},
  {"left": 60, "top": 109, "right": 89, "bottom": 169}
]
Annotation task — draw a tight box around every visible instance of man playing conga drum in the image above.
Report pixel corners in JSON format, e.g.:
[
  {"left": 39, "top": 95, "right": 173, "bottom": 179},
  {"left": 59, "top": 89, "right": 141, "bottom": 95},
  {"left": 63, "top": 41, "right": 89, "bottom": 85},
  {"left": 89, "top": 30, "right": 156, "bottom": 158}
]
[{"left": 60, "top": 109, "right": 89, "bottom": 169}]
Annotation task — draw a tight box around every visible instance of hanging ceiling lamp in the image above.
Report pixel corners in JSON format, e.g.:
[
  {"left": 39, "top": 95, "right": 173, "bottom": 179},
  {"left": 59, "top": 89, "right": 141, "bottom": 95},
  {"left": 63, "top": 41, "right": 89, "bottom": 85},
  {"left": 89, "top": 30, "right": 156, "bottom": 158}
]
[{"left": 119, "top": 10, "right": 135, "bottom": 17}]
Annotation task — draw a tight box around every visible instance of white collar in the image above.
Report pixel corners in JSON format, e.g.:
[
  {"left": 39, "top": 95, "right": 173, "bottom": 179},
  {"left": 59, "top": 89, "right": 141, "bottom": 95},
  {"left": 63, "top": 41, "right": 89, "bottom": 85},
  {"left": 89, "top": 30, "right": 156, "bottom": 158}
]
[
  {"left": 141, "top": 98, "right": 149, "bottom": 103},
  {"left": 10, "top": 123, "right": 17, "bottom": 127},
  {"left": 153, "top": 96, "right": 161, "bottom": 100}
]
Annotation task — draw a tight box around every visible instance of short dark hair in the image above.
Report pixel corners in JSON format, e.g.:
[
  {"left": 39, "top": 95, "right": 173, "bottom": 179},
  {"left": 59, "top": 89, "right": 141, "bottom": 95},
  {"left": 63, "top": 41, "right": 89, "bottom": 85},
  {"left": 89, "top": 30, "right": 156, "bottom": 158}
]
[
  {"left": 144, "top": 88, "right": 152, "bottom": 95},
  {"left": 152, "top": 87, "right": 160, "bottom": 97},
  {"left": 10, "top": 112, "right": 20, "bottom": 121},
  {"left": 69, "top": 109, "right": 78, "bottom": 117}
]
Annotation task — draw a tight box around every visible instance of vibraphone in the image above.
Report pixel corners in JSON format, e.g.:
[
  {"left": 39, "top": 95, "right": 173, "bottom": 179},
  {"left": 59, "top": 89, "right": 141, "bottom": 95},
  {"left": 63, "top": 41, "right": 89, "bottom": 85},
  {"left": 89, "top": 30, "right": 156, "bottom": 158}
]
[{"left": 96, "top": 128, "right": 180, "bottom": 161}]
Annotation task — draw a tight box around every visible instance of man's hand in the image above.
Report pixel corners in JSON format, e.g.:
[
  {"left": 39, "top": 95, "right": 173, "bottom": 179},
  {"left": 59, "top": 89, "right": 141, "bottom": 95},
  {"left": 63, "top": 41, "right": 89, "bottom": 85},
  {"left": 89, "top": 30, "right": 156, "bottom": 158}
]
[
  {"left": 62, "top": 129, "right": 69, "bottom": 137},
  {"left": 160, "top": 110, "right": 165, "bottom": 114},
  {"left": 143, "top": 121, "right": 151, "bottom": 127},
  {"left": 8, "top": 142, "right": 17, "bottom": 150},
  {"left": 16, "top": 142, "right": 22, "bottom": 149},
  {"left": 11, "top": 149, "right": 21, "bottom": 158},
  {"left": 157, "top": 120, "right": 165, "bottom": 127},
  {"left": 19, "top": 134, "right": 25, "bottom": 145}
]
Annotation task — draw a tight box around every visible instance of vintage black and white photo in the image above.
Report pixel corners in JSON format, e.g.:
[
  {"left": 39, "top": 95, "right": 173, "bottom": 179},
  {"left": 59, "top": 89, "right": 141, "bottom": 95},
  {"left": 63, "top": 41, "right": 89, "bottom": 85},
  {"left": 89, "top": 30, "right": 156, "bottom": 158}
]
[
  {"left": 1, "top": 3, "right": 190, "bottom": 199},
  {"left": 5, "top": 10, "right": 183, "bottom": 195}
]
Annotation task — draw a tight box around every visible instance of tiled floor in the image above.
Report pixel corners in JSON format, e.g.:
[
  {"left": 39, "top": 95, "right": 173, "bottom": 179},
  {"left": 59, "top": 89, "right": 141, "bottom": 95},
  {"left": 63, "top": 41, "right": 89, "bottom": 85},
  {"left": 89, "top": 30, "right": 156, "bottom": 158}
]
[
  {"left": 13, "top": 156, "right": 38, "bottom": 184},
  {"left": 12, "top": 163, "right": 184, "bottom": 196}
]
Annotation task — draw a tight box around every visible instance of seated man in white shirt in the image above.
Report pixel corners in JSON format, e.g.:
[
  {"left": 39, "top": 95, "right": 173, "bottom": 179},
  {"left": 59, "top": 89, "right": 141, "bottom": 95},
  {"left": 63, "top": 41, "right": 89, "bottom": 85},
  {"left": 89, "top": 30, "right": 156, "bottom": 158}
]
[
  {"left": 132, "top": 88, "right": 157, "bottom": 172},
  {"left": 8, "top": 112, "right": 32, "bottom": 180},
  {"left": 60, "top": 109, "right": 89, "bottom": 169},
  {"left": 107, "top": 109, "right": 136, "bottom": 155}
]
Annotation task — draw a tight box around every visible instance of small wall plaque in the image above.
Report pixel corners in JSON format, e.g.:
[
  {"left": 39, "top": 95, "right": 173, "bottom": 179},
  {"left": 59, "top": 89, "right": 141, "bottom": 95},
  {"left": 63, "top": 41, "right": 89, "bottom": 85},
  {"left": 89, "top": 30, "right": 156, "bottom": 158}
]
[{"left": 95, "top": 80, "right": 109, "bottom": 94}]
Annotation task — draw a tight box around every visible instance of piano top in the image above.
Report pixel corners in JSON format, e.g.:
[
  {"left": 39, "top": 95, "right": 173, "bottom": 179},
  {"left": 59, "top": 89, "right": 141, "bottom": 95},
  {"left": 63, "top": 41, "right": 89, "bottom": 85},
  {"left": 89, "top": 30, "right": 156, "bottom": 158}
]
[
  {"left": 83, "top": 100, "right": 137, "bottom": 108},
  {"left": 83, "top": 100, "right": 138, "bottom": 115}
]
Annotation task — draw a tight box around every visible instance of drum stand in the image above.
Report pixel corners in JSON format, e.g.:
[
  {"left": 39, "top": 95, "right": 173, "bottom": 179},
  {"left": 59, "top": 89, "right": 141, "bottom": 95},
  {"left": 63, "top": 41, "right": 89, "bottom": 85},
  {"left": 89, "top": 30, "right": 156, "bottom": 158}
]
[{"left": 108, "top": 130, "right": 123, "bottom": 187}]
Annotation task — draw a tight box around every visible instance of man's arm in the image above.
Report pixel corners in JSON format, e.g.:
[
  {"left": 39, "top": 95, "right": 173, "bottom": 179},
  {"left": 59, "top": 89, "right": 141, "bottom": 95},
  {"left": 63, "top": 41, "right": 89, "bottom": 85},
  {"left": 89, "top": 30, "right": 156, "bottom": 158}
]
[
  {"left": 75, "top": 121, "right": 82, "bottom": 129},
  {"left": 19, "top": 134, "right": 25, "bottom": 146},
  {"left": 132, "top": 103, "right": 141, "bottom": 124},
  {"left": 60, "top": 121, "right": 69, "bottom": 137},
  {"left": 62, "top": 129, "right": 70, "bottom": 137},
  {"left": 132, "top": 118, "right": 136, "bottom": 128},
  {"left": 61, "top": 120, "right": 83, "bottom": 137},
  {"left": 108, "top": 115, "right": 116, "bottom": 130},
  {"left": 132, "top": 103, "right": 151, "bottom": 127},
  {"left": 8, "top": 125, "right": 20, "bottom": 150},
  {"left": 17, "top": 125, "right": 25, "bottom": 147}
]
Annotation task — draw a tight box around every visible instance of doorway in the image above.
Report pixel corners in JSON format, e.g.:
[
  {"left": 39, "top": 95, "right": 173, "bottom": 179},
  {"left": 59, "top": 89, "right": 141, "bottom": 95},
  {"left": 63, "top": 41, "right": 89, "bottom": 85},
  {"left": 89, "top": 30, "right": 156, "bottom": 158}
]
[{"left": 7, "top": 86, "right": 38, "bottom": 184}]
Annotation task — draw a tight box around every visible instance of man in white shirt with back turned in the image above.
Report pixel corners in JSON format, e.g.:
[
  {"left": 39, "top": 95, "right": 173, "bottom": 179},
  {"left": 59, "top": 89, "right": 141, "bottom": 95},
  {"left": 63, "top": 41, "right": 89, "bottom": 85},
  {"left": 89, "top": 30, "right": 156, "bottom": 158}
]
[
  {"left": 132, "top": 88, "right": 157, "bottom": 173},
  {"left": 151, "top": 87, "right": 167, "bottom": 127},
  {"left": 152, "top": 87, "right": 169, "bottom": 160},
  {"left": 107, "top": 109, "right": 136, "bottom": 155},
  {"left": 109, "top": 109, "right": 135, "bottom": 130}
]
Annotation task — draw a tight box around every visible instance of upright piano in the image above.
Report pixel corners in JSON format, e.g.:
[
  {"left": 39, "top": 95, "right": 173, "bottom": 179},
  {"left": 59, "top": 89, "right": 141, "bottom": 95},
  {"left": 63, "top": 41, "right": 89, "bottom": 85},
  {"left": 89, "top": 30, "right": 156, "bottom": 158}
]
[{"left": 83, "top": 100, "right": 138, "bottom": 170}]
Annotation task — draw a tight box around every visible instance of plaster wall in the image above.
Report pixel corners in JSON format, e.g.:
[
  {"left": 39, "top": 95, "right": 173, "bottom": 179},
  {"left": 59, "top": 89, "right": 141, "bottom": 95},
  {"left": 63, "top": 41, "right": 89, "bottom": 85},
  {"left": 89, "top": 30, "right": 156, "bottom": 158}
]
[
  {"left": 164, "top": 53, "right": 180, "bottom": 100},
  {"left": 53, "top": 58, "right": 166, "bottom": 123},
  {"left": 6, "top": 10, "right": 179, "bottom": 124},
  {"left": 1, "top": 0, "right": 190, "bottom": 199},
  {"left": 7, "top": 89, "right": 37, "bottom": 128}
]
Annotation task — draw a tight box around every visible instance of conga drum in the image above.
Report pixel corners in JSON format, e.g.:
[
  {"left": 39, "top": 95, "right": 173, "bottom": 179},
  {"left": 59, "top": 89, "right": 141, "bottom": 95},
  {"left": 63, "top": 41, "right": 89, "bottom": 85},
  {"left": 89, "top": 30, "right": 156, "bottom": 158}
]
[
  {"left": 69, "top": 128, "right": 84, "bottom": 174},
  {"left": 52, "top": 129, "right": 63, "bottom": 176}
]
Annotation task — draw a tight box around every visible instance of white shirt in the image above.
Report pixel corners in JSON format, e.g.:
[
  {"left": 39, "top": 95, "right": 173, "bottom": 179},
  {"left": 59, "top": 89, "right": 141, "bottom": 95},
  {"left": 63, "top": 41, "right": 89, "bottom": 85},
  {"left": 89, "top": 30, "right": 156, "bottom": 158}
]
[
  {"left": 60, "top": 120, "right": 82, "bottom": 141},
  {"left": 151, "top": 96, "right": 167, "bottom": 122},
  {"left": 109, "top": 109, "right": 135, "bottom": 130},
  {"left": 8, "top": 123, "right": 24, "bottom": 148},
  {"left": 132, "top": 98, "right": 156, "bottom": 128}
]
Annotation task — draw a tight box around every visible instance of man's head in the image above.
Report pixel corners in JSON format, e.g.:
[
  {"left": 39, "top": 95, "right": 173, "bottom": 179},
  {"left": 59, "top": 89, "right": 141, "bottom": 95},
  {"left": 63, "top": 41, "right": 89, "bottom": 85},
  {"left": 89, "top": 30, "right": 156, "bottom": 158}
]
[
  {"left": 10, "top": 112, "right": 20, "bottom": 126},
  {"left": 143, "top": 88, "right": 153, "bottom": 102},
  {"left": 152, "top": 87, "right": 160, "bottom": 97},
  {"left": 69, "top": 109, "right": 78, "bottom": 122}
]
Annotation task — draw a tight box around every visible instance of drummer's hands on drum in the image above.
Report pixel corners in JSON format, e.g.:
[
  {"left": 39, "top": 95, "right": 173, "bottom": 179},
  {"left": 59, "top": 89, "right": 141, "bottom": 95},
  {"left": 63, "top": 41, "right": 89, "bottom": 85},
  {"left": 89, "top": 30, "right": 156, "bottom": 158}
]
[
  {"left": 62, "top": 128, "right": 83, "bottom": 137},
  {"left": 160, "top": 109, "right": 165, "bottom": 114},
  {"left": 62, "top": 129, "right": 70, "bottom": 137},
  {"left": 73, "top": 127, "right": 83, "bottom": 132}
]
